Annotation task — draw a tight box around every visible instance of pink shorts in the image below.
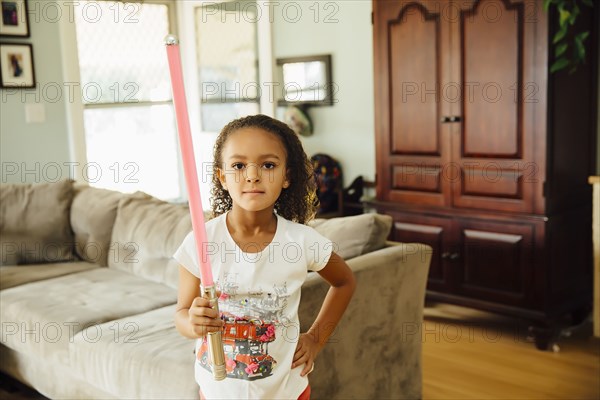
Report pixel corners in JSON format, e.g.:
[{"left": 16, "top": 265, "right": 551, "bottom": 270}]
[{"left": 200, "top": 385, "right": 311, "bottom": 400}]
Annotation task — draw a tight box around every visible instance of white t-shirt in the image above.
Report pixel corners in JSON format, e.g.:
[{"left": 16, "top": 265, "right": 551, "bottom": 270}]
[{"left": 173, "top": 212, "right": 333, "bottom": 400}]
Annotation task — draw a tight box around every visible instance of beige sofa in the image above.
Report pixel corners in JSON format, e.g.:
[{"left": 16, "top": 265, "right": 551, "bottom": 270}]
[{"left": 0, "top": 180, "right": 432, "bottom": 400}]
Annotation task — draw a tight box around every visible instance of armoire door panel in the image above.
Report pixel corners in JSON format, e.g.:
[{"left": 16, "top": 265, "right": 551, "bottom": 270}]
[
  {"left": 461, "top": 168, "right": 523, "bottom": 199},
  {"left": 455, "top": 219, "right": 535, "bottom": 307},
  {"left": 450, "top": 0, "right": 536, "bottom": 213},
  {"left": 460, "top": 0, "right": 524, "bottom": 158},
  {"left": 463, "top": 229, "right": 524, "bottom": 293},
  {"left": 373, "top": 0, "right": 453, "bottom": 206},
  {"left": 391, "top": 164, "right": 442, "bottom": 193},
  {"left": 389, "top": 212, "right": 453, "bottom": 291},
  {"left": 389, "top": 4, "right": 440, "bottom": 156}
]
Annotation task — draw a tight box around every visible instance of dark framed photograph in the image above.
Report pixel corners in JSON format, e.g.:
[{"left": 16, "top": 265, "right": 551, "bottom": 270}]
[
  {"left": 0, "top": 0, "right": 29, "bottom": 37},
  {"left": 0, "top": 43, "right": 35, "bottom": 88}
]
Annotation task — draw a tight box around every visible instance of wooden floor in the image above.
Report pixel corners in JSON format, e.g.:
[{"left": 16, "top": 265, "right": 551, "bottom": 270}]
[{"left": 422, "top": 302, "right": 600, "bottom": 400}]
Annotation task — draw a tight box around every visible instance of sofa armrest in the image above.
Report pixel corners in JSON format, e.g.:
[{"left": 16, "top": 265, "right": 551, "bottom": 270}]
[{"left": 299, "top": 242, "right": 432, "bottom": 399}]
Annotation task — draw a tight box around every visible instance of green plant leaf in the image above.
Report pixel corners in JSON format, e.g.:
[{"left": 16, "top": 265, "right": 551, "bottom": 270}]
[
  {"left": 559, "top": 9, "right": 571, "bottom": 26},
  {"left": 581, "top": 0, "right": 593, "bottom": 7},
  {"left": 543, "top": 0, "right": 553, "bottom": 11},
  {"left": 575, "top": 37, "right": 586, "bottom": 62},
  {"left": 553, "top": 26, "right": 568, "bottom": 44},
  {"left": 555, "top": 42, "right": 568, "bottom": 58},
  {"left": 550, "top": 57, "right": 570, "bottom": 73},
  {"left": 576, "top": 31, "right": 590, "bottom": 42},
  {"left": 570, "top": 4, "right": 579, "bottom": 25}
]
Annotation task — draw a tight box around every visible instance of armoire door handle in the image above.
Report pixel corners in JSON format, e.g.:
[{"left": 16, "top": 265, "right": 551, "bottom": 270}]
[
  {"left": 440, "top": 116, "right": 462, "bottom": 123},
  {"left": 441, "top": 252, "right": 460, "bottom": 260}
]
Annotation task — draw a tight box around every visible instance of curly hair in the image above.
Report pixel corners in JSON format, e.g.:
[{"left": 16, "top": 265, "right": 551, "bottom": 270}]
[{"left": 210, "top": 114, "right": 318, "bottom": 224}]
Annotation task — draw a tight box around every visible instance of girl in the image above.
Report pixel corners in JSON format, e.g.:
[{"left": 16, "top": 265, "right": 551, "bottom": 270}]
[{"left": 174, "top": 114, "right": 356, "bottom": 400}]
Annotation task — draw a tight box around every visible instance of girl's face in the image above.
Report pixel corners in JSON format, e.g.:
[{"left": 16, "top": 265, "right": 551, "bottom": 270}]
[{"left": 218, "top": 127, "right": 290, "bottom": 213}]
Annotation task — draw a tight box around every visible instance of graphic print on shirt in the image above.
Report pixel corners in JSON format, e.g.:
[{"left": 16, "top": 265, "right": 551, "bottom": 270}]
[{"left": 197, "top": 273, "right": 290, "bottom": 380}]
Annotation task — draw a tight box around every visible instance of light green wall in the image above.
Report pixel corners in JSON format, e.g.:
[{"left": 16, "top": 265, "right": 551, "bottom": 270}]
[
  {"left": 272, "top": 1, "right": 375, "bottom": 186},
  {"left": 0, "top": 1, "right": 71, "bottom": 184}
]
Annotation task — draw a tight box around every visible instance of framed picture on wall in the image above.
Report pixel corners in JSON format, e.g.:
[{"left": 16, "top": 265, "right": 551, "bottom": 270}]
[
  {"left": 0, "top": 0, "right": 29, "bottom": 37},
  {"left": 0, "top": 43, "right": 35, "bottom": 88}
]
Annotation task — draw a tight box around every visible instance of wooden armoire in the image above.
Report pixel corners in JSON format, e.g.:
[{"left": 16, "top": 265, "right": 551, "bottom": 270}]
[{"left": 372, "top": 0, "right": 598, "bottom": 349}]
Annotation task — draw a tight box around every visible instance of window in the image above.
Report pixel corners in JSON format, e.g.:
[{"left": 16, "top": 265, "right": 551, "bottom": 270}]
[
  {"left": 195, "top": 1, "right": 260, "bottom": 131},
  {"left": 74, "top": 0, "right": 181, "bottom": 200}
]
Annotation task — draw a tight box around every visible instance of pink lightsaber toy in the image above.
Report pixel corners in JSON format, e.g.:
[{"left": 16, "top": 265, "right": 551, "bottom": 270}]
[{"left": 165, "top": 34, "right": 226, "bottom": 381}]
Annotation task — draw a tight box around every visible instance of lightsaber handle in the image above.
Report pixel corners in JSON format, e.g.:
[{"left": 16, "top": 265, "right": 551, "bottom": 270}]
[{"left": 203, "top": 285, "right": 226, "bottom": 380}]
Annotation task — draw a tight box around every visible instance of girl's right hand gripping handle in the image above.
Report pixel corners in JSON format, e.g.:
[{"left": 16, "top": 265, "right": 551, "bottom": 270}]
[{"left": 203, "top": 286, "right": 227, "bottom": 380}]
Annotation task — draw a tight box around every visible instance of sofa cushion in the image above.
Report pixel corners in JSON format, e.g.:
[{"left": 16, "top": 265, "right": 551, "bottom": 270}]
[
  {"left": 0, "top": 180, "right": 75, "bottom": 265},
  {"left": 309, "top": 213, "right": 393, "bottom": 260},
  {"left": 109, "top": 192, "right": 192, "bottom": 289},
  {"left": 70, "top": 184, "right": 123, "bottom": 266},
  {"left": 0, "top": 261, "right": 99, "bottom": 290},
  {"left": 0, "top": 268, "right": 177, "bottom": 365},
  {"left": 70, "top": 305, "right": 198, "bottom": 400}
]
